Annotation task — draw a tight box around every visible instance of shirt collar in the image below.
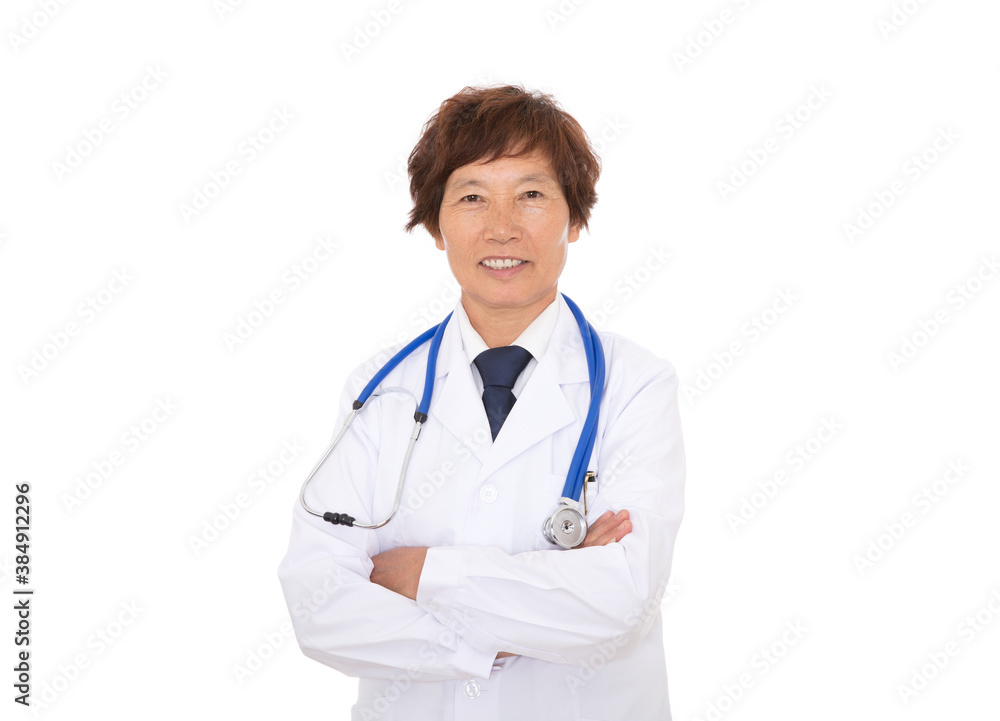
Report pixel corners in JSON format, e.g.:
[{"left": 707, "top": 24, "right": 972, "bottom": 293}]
[{"left": 454, "top": 295, "right": 560, "bottom": 365}]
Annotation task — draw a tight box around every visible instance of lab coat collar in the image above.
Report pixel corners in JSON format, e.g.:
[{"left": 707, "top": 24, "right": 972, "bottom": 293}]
[{"left": 429, "top": 294, "right": 590, "bottom": 474}]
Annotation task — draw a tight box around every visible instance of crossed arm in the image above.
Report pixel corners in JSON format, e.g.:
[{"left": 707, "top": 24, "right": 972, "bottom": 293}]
[
  {"left": 370, "top": 509, "right": 634, "bottom": 601},
  {"left": 370, "top": 509, "right": 633, "bottom": 660}
]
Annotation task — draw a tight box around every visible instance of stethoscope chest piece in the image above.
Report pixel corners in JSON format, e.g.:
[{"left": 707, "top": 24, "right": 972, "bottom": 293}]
[{"left": 541, "top": 498, "right": 588, "bottom": 549}]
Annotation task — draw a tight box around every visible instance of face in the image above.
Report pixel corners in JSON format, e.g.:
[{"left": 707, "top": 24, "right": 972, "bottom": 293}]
[{"left": 434, "top": 151, "right": 581, "bottom": 321}]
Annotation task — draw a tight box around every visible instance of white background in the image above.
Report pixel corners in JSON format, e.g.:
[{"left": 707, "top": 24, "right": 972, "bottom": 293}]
[{"left": 2, "top": 0, "right": 998, "bottom": 719}]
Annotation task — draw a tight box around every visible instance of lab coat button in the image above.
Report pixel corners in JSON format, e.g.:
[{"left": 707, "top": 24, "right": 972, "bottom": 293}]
[
  {"left": 479, "top": 485, "right": 498, "bottom": 503},
  {"left": 463, "top": 680, "right": 481, "bottom": 698}
]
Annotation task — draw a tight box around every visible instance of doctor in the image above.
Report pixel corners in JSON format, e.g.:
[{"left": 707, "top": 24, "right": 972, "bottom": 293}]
[{"left": 278, "top": 85, "right": 685, "bottom": 720}]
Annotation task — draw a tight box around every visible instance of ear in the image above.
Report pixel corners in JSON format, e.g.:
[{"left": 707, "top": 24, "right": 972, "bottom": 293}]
[
  {"left": 433, "top": 232, "right": 445, "bottom": 251},
  {"left": 568, "top": 223, "right": 582, "bottom": 244}
]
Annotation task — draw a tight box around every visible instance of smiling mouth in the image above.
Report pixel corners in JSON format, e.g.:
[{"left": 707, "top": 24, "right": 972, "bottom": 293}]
[{"left": 481, "top": 258, "right": 527, "bottom": 270}]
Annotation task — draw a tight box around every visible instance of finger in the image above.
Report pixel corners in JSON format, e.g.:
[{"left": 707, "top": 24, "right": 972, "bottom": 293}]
[
  {"left": 593, "top": 509, "right": 626, "bottom": 528},
  {"left": 596, "top": 511, "right": 631, "bottom": 545},
  {"left": 612, "top": 519, "right": 632, "bottom": 543},
  {"left": 596, "top": 509, "right": 628, "bottom": 531},
  {"left": 579, "top": 516, "right": 613, "bottom": 545},
  {"left": 587, "top": 510, "right": 615, "bottom": 534},
  {"left": 579, "top": 512, "right": 616, "bottom": 546},
  {"left": 612, "top": 510, "right": 633, "bottom": 542},
  {"left": 581, "top": 511, "right": 630, "bottom": 547}
]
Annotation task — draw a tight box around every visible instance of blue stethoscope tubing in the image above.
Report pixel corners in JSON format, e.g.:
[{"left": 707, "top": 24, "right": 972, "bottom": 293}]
[
  {"left": 562, "top": 294, "right": 605, "bottom": 503},
  {"left": 298, "top": 293, "right": 604, "bottom": 547}
]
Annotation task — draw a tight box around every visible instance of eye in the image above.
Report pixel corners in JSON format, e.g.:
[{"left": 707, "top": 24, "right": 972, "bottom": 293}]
[
  {"left": 525, "top": 190, "right": 543, "bottom": 199},
  {"left": 460, "top": 194, "right": 480, "bottom": 202}
]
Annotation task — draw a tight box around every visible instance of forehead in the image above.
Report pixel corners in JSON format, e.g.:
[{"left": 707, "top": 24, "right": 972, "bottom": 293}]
[{"left": 445, "top": 151, "right": 560, "bottom": 188}]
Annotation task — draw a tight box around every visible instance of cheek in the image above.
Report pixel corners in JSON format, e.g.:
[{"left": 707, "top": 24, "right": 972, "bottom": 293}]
[
  {"left": 445, "top": 246, "right": 473, "bottom": 276},
  {"left": 543, "top": 224, "right": 571, "bottom": 254},
  {"left": 439, "top": 218, "right": 476, "bottom": 253},
  {"left": 541, "top": 211, "right": 570, "bottom": 237}
]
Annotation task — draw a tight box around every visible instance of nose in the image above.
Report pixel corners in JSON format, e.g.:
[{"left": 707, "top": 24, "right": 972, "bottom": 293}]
[{"left": 484, "top": 198, "right": 519, "bottom": 243}]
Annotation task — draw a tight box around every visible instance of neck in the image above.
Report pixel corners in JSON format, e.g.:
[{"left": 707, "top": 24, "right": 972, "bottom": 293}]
[{"left": 462, "top": 290, "right": 557, "bottom": 348}]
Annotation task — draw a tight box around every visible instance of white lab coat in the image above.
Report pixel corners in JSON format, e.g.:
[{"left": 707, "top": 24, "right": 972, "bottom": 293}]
[{"left": 278, "top": 295, "right": 685, "bottom": 721}]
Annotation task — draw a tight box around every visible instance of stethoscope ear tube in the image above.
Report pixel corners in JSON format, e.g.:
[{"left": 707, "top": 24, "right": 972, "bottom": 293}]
[
  {"left": 419, "top": 313, "right": 452, "bottom": 415},
  {"left": 298, "top": 408, "right": 360, "bottom": 521},
  {"left": 301, "top": 397, "right": 428, "bottom": 529},
  {"left": 559, "top": 295, "right": 605, "bottom": 504},
  {"left": 357, "top": 325, "right": 438, "bottom": 405},
  {"left": 302, "top": 319, "right": 447, "bottom": 529},
  {"left": 298, "top": 310, "right": 448, "bottom": 531}
]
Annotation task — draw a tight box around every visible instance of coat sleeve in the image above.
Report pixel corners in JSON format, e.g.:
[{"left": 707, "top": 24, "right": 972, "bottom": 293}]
[
  {"left": 277, "top": 377, "right": 499, "bottom": 682},
  {"left": 414, "top": 352, "right": 685, "bottom": 666}
]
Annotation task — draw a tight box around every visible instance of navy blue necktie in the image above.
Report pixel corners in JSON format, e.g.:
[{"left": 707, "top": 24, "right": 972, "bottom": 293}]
[{"left": 473, "top": 346, "right": 532, "bottom": 440}]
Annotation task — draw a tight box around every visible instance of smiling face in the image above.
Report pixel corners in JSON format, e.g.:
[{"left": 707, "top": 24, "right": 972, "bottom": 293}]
[{"left": 434, "top": 151, "right": 581, "bottom": 334}]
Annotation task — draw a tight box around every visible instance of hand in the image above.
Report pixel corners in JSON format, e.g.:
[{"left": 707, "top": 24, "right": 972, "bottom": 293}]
[
  {"left": 370, "top": 546, "right": 428, "bottom": 601},
  {"left": 580, "top": 509, "right": 632, "bottom": 548}
]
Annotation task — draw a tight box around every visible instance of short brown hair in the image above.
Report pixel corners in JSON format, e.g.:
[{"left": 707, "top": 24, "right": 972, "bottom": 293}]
[{"left": 404, "top": 85, "right": 601, "bottom": 239}]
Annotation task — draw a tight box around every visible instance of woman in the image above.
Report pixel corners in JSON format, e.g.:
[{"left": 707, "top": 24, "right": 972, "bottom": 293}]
[{"left": 278, "top": 85, "right": 685, "bottom": 720}]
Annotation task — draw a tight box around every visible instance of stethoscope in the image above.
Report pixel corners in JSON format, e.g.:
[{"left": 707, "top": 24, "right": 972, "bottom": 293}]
[{"left": 298, "top": 293, "right": 604, "bottom": 549}]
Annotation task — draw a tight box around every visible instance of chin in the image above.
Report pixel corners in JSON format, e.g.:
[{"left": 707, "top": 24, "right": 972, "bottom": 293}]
[{"left": 489, "top": 290, "right": 549, "bottom": 309}]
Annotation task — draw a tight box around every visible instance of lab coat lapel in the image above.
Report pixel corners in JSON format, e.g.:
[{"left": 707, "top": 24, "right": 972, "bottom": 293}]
[
  {"left": 478, "top": 296, "right": 591, "bottom": 480},
  {"left": 428, "top": 318, "right": 492, "bottom": 465}
]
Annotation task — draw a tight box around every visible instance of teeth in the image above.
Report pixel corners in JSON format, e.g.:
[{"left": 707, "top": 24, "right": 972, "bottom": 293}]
[{"left": 482, "top": 258, "right": 525, "bottom": 270}]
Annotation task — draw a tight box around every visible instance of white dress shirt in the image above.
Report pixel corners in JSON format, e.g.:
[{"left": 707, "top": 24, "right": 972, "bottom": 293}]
[{"left": 454, "top": 295, "right": 559, "bottom": 399}]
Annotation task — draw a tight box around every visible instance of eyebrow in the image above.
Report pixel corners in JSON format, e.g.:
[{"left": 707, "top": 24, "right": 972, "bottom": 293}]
[{"left": 448, "top": 173, "right": 558, "bottom": 190}]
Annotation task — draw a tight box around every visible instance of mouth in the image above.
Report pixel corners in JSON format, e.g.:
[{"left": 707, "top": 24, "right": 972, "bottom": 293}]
[{"left": 480, "top": 258, "right": 527, "bottom": 270}]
